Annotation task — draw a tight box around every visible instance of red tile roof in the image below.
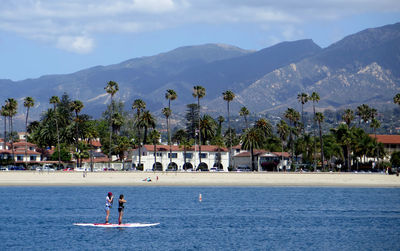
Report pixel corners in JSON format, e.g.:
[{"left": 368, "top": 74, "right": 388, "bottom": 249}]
[{"left": 369, "top": 134, "right": 400, "bottom": 144}]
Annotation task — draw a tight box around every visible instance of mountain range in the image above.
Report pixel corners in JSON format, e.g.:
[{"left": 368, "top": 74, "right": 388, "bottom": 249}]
[{"left": 1, "top": 22, "right": 400, "bottom": 127}]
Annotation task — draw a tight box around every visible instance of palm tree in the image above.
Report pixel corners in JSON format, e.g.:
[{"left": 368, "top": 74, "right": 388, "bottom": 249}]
[
  {"left": 394, "top": 93, "right": 400, "bottom": 106},
  {"left": 222, "top": 90, "right": 235, "bottom": 169},
  {"left": 199, "top": 114, "right": 217, "bottom": 144},
  {"left": 356, "top": 104, "right": 370, "bottom": 127},
  {"left": 297, "top": 93, "right": 308, "bottom": 132},
  {"left": 342, "top": 109, "right": 355, "bottom": 127},
  {"left": 162, "top": 107, "right": 172, "bottom": 167},
  {"left": 5, "top": 98, "right": 17, "bottom": 164},
  {"left": 216, "top": 116, "right": 224, "bottom": 136},
  {"left": 132, "top": 99, "right": 146, "bottom": 169},
  {"left": 239, "top": 106, "right": 250, "bottom": 130},
  {"left": 193, "top": 85, "right": 206, "bottom": 165},
  {"left": 149, "top": 129, "right": 161, "bottom": 171},
  {"left": 284, "top": 108, "right": 300, "bottom": 164},
  {"left": 370, "top": 118, "right": 381, "bottom": 166},
  {"left": 255, "top": 118, "right": 272, "bottom": 139},
  {"left": 49, "top": 96, "right": 61, "bottom": 168},
  {"left": 0, "top": 106, "right": 7, "bottom": 150},
  {"left": 331, "top": 124, "right": 353, "bottom": 171},
  {"left": 315, "top": 112, "right": 325, "bottom": 170},
  {"left": 23, "top": 97, "right": 34, "bottom": 167},
  {"left": 105, "top": 81, "right": 119, "bottom": 168},
  {"left": 277, "top": 120, "right": 289, "bottom": 171},
  {"left": 241, "top": 127, "right": 265, "bottom": 171},
  {"left": 309, "top": 92, "right": 320, "bottom": 169},
  {"left": 71, "top": 100, "right": 84, "bottom": 167},
  {"left": 165, "top": 89, "right": 177, "bottom": 167},
  {"left": 140, "top": 110, "right": 156, "bottom": 145}
]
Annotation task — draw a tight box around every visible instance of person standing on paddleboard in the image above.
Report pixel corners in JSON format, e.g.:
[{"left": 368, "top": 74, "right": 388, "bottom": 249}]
[
  {"left": 105, "top": 192, "right": 113, "bottom": 224},
  {"left": 118, "top": 194, "right": 127, "bottom": 225}
]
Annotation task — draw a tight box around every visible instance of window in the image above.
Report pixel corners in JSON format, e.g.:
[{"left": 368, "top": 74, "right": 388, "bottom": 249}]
[
  {"left": 168, "top": 153, "right": 177, "bottom": 158},
  {"left": 154, "top": 152, "right": 163, "bottom": 157},
  {"left": 184, "top": 153, "right": 193, "bottom": 159},
  {"left": 30, "top": 156, "right": 37, "bottom": 161},
  {"left": 142, "top": 152, "right": 147, "bottom": 156},
  {"left": 17, "top": 155, "right": 23, "bottom": 161},
  {"left": 199, "top": 153, "right": 208, "bottom": 158}
]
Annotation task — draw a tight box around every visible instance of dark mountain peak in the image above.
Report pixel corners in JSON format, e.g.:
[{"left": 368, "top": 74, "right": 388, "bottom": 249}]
[
  {"left": 115, "top": 43, "right": 251, "bottom": 70},
  {"left": 325, "top": 22, "right": 400, "bottom": 52}
]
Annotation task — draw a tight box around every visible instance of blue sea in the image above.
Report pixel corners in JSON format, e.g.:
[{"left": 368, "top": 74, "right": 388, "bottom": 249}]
[{"left": 1, "top": 186, "right": 399, "bottom": 250}]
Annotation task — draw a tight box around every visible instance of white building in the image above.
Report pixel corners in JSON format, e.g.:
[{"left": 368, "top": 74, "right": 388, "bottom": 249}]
[{"left": 130, "top": 144, "right": 229, "bottom": 171}]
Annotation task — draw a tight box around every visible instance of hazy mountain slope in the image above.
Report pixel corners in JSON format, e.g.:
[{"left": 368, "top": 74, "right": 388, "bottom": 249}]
[{"left": 230, "top": 22, "right": 400, "bottom": 114}]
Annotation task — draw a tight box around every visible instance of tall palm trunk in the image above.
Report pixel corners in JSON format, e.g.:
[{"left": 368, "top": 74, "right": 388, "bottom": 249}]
[
  {"left": 318, "top": 121, "right": 325, "bottom": 171},
  {"left": 10, "top": 116, "right": 15, "bottom": 164},
  {"left": 108, "top": 98, "right": 113, "bottom": 169},
  {"left": 3, "top": 116, "right": 6, "bottom": 150},
  {"left": 167, "top": 102, "right": 172, "bottom": 167},
  {"left": 227, "top": 101, "right": 232, "bottom": 169},
  {"left": 55, "top": 111, "right": 61, "bottom": 169},
  {"left": 313, "top": 103, "right": 317, "bottom": 171},
  {"left": 24, "top": 108, "right": 30, "bottom": 167},
  {"left": 197, "top": 98, "right": 202, "bottom": 165}
]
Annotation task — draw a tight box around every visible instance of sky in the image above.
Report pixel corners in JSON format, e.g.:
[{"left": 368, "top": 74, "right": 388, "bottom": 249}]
[{"left": 0, "top": 0, "right": 399, "bottom": 81}]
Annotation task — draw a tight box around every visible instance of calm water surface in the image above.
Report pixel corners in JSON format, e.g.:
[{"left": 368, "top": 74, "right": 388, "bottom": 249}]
[{"left": 1, "top": 186, "right": 399, "bottom": 250}]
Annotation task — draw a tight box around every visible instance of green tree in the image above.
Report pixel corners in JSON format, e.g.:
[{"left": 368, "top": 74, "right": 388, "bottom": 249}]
[
  {"left": 309, "top": 92, "right": 320, "bottom": 169},
  {"left": 105, "top": 81, "right": 119, "bottom": 168},
  {"left": 0, "top": 106, "right": 8, "bottom": 150},
  {"left": 23, "top": 97, "right": 34, "bottom": 167},
  {"left": 277, "top": 120, "right": 289, "bottom": 170},
  {"left": 162, "top": 107, "right": 172, "bottom": 165},
  {"left": 239, "top": 106, "right": 250, "bottom": 130},
  {"left": 5, "top": 98, "right": 18, "bottom": 164},
  {"left": 165, "top": 89, "right": 177, "bottom": 167},
  {"left": 390, "top": 151, "right": 400, "bottom": 168},
  {"left": 223, "top": 90, "right": 235, "bottom": 168},
  {"left": 149, "top": 129, "right": 161, "bottom": 171},
  {"left": 342, "top": 109, "right": 355, "bottom": 126},
  {"left": 139, "top": 110, "right": 156, "bottom": 145},
  {"left": 315, "top": 112, "right": 325, "bottom": 170},
  {"left": 199, "top": 114, "right": 217, "bottom": 144},
  {"left": 71, "top": 100, "right": 84, "bottom": 168},
  {"left": 284, "top": 108, "right": 300, "bottom": 164},
  {"left": 49, "top": 96, "right": 61, "bottom": 167},
  {"left": 241, "top": 127, "right": 265, "bottom": 171},
  {"left": 193, "top": 85, "right": 206, "bottom": 165},
  {"left": 297, "top": 92, "right": 308, "bottom": 131},
  {"left": 394, "top": 93, "right": 400, "bottom": 106},
  {"left": 185, "top": 103, "right": 199, "bottom": 139},
  {"left": 132, "top": 99, "right": 146, "bottom": 169}
]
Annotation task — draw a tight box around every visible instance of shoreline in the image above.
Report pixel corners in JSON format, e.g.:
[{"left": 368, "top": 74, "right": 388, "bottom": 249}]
[{"left": 0, "top": 171, "right": 399, "bottom": 187}]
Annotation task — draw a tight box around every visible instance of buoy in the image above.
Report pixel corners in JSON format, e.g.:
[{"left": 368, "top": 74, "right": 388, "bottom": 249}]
[{"left": 199, "top": 193, "right": 202, "bottom": 202}]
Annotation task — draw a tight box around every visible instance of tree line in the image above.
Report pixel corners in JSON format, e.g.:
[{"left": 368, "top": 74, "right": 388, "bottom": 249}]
[{"left": 1, "top": 83, "right": 400, "bottom": 171}]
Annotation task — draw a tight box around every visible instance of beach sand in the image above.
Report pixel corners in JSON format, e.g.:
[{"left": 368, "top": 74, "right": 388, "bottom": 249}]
[{"left": 0, "top": 171, "right": 399, "bottom": 187}]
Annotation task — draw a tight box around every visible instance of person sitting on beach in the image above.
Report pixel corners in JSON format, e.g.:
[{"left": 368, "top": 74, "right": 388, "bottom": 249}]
[
  {"left": 105, "top": 192, "right": 113, "bottom": 224},
  {"left": 118, "top": 194, "right": 127, "bottom": 225}
]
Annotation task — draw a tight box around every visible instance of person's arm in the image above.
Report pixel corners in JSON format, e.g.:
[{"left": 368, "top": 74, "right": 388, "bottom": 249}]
[{"left": 119, "top": 198, "right": 127, "bottom": 203}]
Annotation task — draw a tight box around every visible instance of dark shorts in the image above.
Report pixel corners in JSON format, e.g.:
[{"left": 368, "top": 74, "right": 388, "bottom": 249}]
[{"left": 118, "top": 207, "right": 124, "bottom": 212}]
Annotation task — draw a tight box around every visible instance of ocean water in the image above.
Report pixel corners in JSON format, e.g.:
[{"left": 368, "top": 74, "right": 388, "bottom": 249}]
[{"left": 1, "top": 186, "right": 399, "bottom": 250}]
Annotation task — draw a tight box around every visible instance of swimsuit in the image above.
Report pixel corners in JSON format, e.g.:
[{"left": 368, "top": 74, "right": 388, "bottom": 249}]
[{"left": 118, "top": 200, "right": 125, "bottom": 212}]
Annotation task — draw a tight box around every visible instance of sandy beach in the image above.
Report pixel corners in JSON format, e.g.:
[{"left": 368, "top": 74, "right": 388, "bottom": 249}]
[{"left": 0, "top": 171, "right": 399, "bottom": 187}]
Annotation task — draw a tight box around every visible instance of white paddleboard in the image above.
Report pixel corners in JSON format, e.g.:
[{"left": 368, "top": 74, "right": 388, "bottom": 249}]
[{"left": 74, "top": 223, "right": 160, "bottom": 228}]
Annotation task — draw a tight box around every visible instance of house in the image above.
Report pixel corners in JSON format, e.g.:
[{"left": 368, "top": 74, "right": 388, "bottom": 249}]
[
  {"left": 233, "top": 150, "right": 291, "bottom": 171},
  {"left": 129, "top": 144, "right": 229, "bottom": 171},
  {"left": 370, "top": 134, "right": 400, "bottom": 159}
]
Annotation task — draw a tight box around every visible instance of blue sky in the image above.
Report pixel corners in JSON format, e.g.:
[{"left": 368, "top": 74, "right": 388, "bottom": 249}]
[{"left": 0, "top": 0, "right": 399, "bottom": 81}]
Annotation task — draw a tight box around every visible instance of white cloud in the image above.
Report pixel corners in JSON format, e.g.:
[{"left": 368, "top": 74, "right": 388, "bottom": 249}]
[
  {"left": 56, "top": 36, "right": 94, "bottom": 54},
  {"left": 0, "top": 0, "right": 398, "bottom": 53}
]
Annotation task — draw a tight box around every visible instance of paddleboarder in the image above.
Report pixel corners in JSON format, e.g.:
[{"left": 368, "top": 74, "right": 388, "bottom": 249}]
[
  {"left": 105, "top": 192, "right": 113, "bottom": 224},
  {"left": 118, "top": 194, "right": 127, "bottom": 225}
]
